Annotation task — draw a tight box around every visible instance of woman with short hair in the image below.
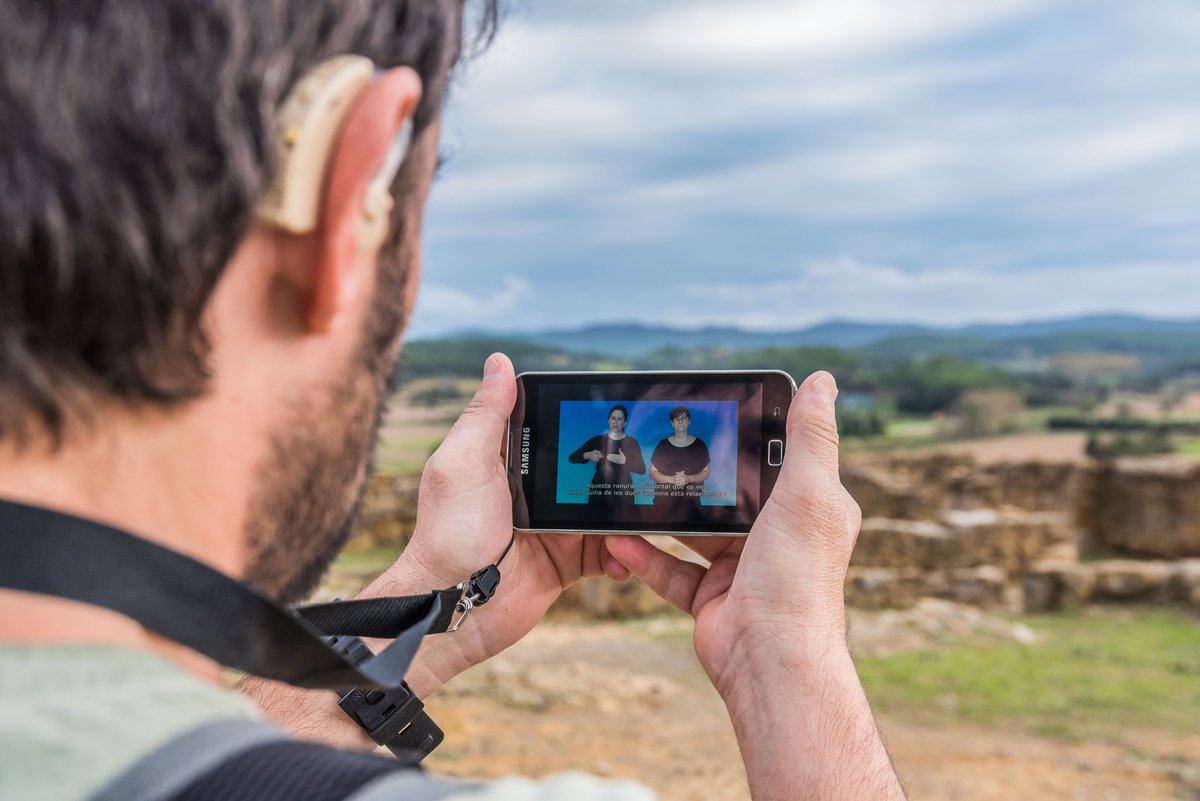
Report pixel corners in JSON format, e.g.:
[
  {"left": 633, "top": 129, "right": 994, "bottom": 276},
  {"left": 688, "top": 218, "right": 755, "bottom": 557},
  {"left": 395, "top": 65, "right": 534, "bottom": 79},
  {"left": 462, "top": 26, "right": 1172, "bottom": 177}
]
[{"left": 649, "top": 406, "right": 711, "bottom": 523}]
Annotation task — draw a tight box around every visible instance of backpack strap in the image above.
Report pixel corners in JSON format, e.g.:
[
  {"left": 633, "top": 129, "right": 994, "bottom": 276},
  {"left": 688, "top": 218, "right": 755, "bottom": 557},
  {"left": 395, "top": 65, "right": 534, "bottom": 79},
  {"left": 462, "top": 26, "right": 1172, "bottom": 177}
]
[
  {"left": 164, "top": 739, "right": 471, "bottom": 801},
  {"left": 88, "top": 718, "right": 474, "bottom": 801},
  {"left": 88, "top": 719, "right": 287, "bottom": 801}
]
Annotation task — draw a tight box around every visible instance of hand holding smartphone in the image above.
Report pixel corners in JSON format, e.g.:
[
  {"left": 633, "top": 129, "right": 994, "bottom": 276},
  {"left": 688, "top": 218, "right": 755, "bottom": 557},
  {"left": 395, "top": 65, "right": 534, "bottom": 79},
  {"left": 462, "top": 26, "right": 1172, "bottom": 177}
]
[{"left": 507, "top": 370, "right": 796, "bottom": 536}]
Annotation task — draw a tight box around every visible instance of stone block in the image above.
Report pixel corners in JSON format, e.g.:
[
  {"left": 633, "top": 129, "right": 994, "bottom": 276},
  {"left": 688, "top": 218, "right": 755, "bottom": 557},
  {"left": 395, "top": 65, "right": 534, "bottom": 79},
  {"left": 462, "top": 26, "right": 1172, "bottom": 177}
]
[
  {"left": 851, "top": 519, "right": 952, "bottom": 570},
  {"left": 352, "top": 473, "right": 420, "bottom": 550},
  {"left": 1036, "top": 541, "right": 1080, "bottom": 564},
  {"left": 553, "top": 577, "right": 673, "bottom": 619},
  {"left": 1168, "top": 560, "right": 1200, "bottom": 607},
  {"left": 931, "top": 565, "right": 1009, "bottom": 609},
  {"left": 1091, "top": 559, "right": 1173, "bottom": 602},
  {"left": 982, "top": 462, "right": 1092, "bottom": 515},
  {"left": 844, "top": 567, "right": 930, "bottom": 610},
  {"left": 941, "top": 510, "right": 1076, "bottom": 573},
  {"left": 1091, "top": 458, "right": 1200, "bottom": 558},
  {"left": 841, "top": 466, "right": 941, "bottom": 521},
  {"left": 1022, "top": 560, "right": 1096, "bottom": 612}
]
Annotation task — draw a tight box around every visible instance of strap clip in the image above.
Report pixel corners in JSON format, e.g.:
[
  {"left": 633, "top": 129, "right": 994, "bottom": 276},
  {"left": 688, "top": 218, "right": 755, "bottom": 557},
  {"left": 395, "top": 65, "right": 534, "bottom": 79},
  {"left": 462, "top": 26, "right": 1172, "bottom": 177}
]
[{"left": 448, "top": 564, "right": 501, "bottom": 633}]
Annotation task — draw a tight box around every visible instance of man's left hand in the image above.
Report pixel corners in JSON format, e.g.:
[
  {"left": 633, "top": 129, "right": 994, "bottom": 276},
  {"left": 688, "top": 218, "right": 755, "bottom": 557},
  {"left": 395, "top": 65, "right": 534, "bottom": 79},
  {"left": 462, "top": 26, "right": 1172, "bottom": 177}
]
[{"left": 365, "top": 353, "right": 629, "bottom": 695}]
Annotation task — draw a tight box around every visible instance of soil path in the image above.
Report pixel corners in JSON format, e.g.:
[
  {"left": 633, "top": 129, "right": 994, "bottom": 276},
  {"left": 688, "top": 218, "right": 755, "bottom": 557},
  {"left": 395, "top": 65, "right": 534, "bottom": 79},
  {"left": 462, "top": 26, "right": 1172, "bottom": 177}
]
[{"left": 422, "top": 618, "right": 1197, "bottom": 800}]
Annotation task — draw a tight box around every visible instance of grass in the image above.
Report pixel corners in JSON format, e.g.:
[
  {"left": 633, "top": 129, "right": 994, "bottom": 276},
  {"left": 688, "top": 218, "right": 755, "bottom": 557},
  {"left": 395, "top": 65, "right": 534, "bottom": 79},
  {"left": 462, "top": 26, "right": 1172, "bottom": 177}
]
[
  {"left": 1174, "top": 436, "right": 1200, "bottom": 459},
  {"left": 856, "top": 608, "right": 1200, "bottom": 740},
  {"left": 332, "top": 546, "right": 401, "bottom": 570},
  {"left": 374, "top": 432, "right": 447, "bottom": 475},
  {"left": 842, "top": 416, "right": 947, "bottom": 452}
]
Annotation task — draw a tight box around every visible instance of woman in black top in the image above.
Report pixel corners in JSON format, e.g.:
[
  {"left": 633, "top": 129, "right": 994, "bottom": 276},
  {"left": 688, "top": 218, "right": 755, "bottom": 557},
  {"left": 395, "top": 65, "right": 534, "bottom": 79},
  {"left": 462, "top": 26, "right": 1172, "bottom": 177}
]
[
  {"left": 567, "top": 404, "right": 646, "bottom": 514},
  {"left": 649, "top": 406, "right": 711, "bottom": 522}
]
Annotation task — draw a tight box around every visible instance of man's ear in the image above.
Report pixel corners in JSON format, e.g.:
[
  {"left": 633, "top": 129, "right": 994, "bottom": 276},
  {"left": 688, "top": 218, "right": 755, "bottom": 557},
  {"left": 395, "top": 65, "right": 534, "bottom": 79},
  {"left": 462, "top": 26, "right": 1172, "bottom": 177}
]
[{"left": 307, "top": 67, "right": 422, "bottom": 334}]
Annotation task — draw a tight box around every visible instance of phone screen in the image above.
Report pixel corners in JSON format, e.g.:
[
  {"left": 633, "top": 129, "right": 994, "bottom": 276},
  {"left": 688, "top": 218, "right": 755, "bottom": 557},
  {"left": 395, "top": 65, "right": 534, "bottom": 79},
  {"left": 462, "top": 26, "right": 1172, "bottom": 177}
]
[{"left": 508, "top": 371, "right": 794, "bottom": 535}]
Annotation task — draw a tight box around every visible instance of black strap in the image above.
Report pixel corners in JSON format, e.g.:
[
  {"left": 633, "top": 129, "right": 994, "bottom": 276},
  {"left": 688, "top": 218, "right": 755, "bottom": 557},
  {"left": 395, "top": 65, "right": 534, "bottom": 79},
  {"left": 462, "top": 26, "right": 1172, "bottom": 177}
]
[
  {"left": 0, "top": 498, "right": 462, "bottom": 690},
  {"left": 87, "top": 720, "right": 289, "bottom": 801},
  {"left": 90, "top": 718, "right": 472, "bottom": 801},
  {"left": 165, "top": 740, "right": 425, "bottom": 801}
]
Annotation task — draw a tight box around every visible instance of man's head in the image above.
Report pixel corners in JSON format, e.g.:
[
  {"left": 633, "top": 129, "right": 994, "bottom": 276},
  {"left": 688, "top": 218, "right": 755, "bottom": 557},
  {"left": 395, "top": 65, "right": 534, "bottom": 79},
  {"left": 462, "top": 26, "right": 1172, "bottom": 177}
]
[{"left": 0, "top": 0, "right": 495, "bottom": 602}]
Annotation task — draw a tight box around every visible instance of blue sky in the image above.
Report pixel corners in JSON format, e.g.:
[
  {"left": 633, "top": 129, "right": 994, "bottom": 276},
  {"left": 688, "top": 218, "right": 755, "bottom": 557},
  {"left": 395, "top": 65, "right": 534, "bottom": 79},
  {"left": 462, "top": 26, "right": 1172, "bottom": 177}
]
[{"left": 410, "top": 0, "right": 1200, "bottom": 338}]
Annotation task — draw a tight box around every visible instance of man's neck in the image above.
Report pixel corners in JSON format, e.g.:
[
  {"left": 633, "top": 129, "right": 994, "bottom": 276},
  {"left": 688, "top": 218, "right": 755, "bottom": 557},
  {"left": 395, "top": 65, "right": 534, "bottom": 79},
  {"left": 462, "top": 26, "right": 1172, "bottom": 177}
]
[{"left": 0, "top": 409, "right": 261, "bottom": 683}]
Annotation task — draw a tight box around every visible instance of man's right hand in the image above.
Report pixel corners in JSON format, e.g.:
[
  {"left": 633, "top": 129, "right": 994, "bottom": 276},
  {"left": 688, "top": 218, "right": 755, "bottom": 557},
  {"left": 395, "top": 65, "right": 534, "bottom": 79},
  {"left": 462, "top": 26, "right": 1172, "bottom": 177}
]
[{"left": 605, "top": 372, "right": 906, "bottom": 801}]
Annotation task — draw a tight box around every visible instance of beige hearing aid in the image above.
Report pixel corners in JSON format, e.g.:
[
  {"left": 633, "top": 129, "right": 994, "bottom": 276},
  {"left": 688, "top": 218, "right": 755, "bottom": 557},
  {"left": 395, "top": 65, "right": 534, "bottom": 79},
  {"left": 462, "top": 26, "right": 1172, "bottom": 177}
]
[{"left": 256, "top": 55, "right": 413, "bottom": 250}]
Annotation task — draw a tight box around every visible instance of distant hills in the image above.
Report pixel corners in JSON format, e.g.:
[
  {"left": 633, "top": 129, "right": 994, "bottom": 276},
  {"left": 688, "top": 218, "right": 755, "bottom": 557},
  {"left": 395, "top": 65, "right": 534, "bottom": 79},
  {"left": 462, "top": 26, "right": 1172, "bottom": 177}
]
[{"left": 435, "top": 315, "right": 1200, "bottom": 359}]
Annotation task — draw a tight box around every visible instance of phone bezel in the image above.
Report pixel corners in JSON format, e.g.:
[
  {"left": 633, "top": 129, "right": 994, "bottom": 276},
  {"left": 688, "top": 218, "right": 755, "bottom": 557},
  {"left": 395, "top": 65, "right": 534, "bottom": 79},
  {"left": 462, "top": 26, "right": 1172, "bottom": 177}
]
[{"left": 506, "top": 369, "right": 796, "bottom": 536}]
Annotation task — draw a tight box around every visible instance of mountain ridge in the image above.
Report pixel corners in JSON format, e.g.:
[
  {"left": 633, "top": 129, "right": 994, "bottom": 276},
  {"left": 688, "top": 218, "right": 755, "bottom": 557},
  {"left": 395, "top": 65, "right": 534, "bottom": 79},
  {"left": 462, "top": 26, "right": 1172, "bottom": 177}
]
[{"left": 426, "top": 314, "right": 1200, "bottom": 357}]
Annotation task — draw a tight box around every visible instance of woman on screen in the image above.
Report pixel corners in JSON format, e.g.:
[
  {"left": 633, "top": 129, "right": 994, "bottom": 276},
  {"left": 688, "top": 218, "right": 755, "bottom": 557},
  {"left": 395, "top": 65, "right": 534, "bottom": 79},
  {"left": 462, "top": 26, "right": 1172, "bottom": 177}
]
[
  {"left": 650, "top": 405, "right": 711, "bottom": 522},
  {"left": 567, "top": 404, "right": 646, "bottom": 514}
]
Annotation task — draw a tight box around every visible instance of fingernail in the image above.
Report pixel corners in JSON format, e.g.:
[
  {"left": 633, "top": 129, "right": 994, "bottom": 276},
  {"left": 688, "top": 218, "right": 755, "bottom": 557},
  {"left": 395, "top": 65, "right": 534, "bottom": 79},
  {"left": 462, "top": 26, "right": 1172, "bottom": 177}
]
[
  {"left": 483, "top": 354, "right": 501, "bottom": 380},
  {"left": 811, "top": 373, "right": 838, "bottom": 405}
]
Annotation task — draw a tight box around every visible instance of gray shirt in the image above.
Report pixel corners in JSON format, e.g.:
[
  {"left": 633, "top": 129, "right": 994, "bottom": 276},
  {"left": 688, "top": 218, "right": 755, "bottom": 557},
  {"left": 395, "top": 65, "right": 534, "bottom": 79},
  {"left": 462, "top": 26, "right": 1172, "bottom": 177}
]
[{"left": 0, "top": 645, "right": 654, "bottom": 801}]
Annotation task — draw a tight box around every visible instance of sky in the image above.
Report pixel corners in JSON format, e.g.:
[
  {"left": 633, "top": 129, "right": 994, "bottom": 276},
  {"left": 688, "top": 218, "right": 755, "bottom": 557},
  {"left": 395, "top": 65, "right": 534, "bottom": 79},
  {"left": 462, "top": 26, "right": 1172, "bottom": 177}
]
[{"left": 409, "top": 0, "right": 1200, "bottom": 338}]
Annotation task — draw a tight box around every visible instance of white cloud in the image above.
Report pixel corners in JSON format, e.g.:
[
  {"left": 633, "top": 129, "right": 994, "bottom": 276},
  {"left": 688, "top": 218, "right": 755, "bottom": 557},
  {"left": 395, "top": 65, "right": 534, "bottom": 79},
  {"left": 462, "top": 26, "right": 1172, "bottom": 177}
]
[
  {"left": 677, "top": 258, "right": 1200, "bottom": 329},
  {"left": 409, "top": 276, "right": 532, "bottom": 337},
  {"left": 634, "top": 0, "right": 1052, "bottom": 67},
  {"left": 419, "top": 0, "right": 1200, "bottom": 332}
]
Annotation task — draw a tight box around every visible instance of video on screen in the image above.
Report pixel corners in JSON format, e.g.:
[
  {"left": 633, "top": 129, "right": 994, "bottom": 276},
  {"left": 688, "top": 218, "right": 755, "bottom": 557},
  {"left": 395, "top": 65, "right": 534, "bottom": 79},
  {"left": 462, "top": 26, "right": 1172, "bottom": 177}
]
[{"left": 555, "top": 400, "right": 738, "bottom": 522}]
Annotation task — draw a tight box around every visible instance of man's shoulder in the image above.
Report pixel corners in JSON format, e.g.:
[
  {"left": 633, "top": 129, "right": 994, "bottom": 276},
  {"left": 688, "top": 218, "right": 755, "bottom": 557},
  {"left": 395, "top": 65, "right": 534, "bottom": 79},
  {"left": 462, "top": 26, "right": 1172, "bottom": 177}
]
[
  {"left": 0, "top": 645, "right": 258, "bottom": 801},
  {"left": 0, "top": 646, "right": 658, "bottom": 801}
]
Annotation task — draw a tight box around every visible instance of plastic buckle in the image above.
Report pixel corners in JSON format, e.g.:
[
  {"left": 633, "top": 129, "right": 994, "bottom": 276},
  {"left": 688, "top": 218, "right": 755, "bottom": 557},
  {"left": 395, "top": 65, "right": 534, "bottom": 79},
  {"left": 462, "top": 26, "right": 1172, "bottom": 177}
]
[
  {"left": 447, "top": 564, "right": 501, "bottom": 633},
  {"left": 327, "top": 634, "right": 445, "bottom": 761}
]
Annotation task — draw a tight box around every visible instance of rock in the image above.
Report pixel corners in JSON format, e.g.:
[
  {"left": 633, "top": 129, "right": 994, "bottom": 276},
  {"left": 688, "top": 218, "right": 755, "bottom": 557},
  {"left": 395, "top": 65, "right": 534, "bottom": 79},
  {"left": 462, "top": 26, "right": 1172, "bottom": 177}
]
[
  {"left": 942, "top": 510, "right": 1077, "bottom": 573},
  {"left": 1091, "top": 559, "right": 1173, "bottom": 602},
  {"left": 982, "top": 462, "right": 1094, "bottom": 515},
  {"left": 1022, "top": 560, "right": 1096, "bottom": 612},
  {"left": 1036, "top": 541, "right": 1080, "bottom": 563},
  {"left": 1010, "top": 623, "right": 1038, "bottom": 645},
  {"left": 842, "top": 465, "right": 941, "bottom": 520},
  {"left": 844, "top": 452, "right": 1091, "bottom": 517},
  {"left": 854, "top": 511, "right": 1076, "bottom": 574},
  {"left": 1168, "top": 559, "right": 1200, "bottom": 607},
  {"left": 351, "top": 473, "right": 420, "bottom": 550},
  {"left": 846, "top": 565, "right": 1010, "bottom": 611},
  {"left": 852, "top": 519, "right": 953, "bottom": 570},
  {"left": 463, "top": 658, "right": 680, "bottom": 711},
  {"left": 844, "top": 567, "right": 929, "bottom": 610},
  {"left": 931, "top": 565, "right": 1009, "bottom": 609},
  {"left": 553, "top": 576, "right": 673, "bottom": 618},
  {"left": 1091, "top": 458, "right": 1200, "bottom": 558}
]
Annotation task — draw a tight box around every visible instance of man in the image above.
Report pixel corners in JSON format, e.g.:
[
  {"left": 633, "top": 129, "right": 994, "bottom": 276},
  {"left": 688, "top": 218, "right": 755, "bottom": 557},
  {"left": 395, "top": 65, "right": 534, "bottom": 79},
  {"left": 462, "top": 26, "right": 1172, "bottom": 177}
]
[{"left": 0, "top": 1, "right": 906, "bottom": 799}]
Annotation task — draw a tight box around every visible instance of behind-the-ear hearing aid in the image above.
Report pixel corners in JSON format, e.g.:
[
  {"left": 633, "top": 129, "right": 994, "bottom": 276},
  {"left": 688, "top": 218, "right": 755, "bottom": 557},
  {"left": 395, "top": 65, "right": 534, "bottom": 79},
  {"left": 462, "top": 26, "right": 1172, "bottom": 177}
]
[{"left": 256, "top": 55, "right": 414, "bottom": 251}]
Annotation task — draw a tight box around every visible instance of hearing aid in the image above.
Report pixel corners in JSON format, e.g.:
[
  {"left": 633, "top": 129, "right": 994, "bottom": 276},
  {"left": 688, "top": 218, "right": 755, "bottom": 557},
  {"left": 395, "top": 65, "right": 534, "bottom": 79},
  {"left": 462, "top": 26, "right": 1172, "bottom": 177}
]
[{"left": 256, "top": 55, "right": 413, "bottom": 251}]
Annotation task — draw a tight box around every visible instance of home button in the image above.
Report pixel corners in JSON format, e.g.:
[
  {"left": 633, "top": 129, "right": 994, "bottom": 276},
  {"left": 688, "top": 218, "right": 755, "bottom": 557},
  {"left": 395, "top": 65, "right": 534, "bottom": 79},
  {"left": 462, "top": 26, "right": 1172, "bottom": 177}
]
[{"left": 767, "top": 439, "right": 784, "bottom": 466}]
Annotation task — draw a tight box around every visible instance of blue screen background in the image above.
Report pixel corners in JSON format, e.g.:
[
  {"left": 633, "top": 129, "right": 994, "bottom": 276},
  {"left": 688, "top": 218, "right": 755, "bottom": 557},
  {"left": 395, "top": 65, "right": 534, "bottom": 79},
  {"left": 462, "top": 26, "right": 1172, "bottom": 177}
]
[{"left": 556, "top": 400, "right": 738, "bottom": 506}]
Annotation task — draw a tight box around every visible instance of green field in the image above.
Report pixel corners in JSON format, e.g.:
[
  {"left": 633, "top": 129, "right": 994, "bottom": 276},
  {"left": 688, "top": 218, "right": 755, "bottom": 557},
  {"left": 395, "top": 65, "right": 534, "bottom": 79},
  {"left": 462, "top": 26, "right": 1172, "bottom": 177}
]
[
  {"left": 857, "top": 608, "right": 1200, "bottom": 740},
  {"left": 1174, "top": 436, "right": 1200, "bottom": 459}
]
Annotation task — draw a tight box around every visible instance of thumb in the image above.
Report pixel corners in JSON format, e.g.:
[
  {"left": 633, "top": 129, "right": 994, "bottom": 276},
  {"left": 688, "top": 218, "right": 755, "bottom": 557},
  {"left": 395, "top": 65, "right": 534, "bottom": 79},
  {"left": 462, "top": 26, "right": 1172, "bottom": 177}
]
[
  {"left": 438, "top": 353, "right": 516, "bottom": 466},
  {"left": 777, "top": 371, "right": 841, "bottom": 494}
]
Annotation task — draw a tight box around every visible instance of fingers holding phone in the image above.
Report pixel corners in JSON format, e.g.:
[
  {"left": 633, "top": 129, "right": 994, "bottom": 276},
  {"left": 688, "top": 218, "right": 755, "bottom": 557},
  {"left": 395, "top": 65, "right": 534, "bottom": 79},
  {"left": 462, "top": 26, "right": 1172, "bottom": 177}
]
[{"left": 604, "top": 372, "right": 860, "bottom": 693}]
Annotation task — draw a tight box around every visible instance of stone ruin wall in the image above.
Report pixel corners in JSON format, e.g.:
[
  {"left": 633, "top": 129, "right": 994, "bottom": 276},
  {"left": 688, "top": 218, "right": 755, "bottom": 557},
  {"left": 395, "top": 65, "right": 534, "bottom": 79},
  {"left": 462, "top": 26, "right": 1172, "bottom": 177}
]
[
  {"left": 842, "top": 453, "right": 1200, "bottom": 613},
  {"left": 350, "top": 456, "right": 1200, "bottom": 617}
]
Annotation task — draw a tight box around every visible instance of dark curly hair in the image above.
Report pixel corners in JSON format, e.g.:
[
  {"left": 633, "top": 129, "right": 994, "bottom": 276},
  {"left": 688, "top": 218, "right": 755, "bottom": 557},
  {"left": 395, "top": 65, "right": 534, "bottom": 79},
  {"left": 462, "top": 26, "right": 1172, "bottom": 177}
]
[{"left": 0, "top": 0, "right": 498, "bottom": 447}]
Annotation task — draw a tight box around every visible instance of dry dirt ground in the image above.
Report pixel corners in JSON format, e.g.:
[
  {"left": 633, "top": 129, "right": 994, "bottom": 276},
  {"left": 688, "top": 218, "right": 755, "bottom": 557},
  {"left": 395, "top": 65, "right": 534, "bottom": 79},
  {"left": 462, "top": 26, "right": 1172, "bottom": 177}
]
[{"left": 418, "top": 611, "right": 1200, "bottom": 801}]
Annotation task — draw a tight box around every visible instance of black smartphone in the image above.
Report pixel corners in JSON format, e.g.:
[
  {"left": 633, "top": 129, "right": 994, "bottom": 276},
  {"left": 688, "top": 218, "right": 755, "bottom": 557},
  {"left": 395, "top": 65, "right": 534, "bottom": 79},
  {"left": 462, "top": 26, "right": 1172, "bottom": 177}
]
[{"left": 507, "top": 370, "right": 796, "bottom": 536}]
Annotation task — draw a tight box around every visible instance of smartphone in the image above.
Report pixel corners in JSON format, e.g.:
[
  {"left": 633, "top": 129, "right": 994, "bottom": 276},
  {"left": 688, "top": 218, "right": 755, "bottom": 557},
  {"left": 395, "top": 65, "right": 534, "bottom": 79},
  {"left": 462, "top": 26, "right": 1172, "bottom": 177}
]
[{"left": 507, "top": 370, "right": 796, "bottom": 536}]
